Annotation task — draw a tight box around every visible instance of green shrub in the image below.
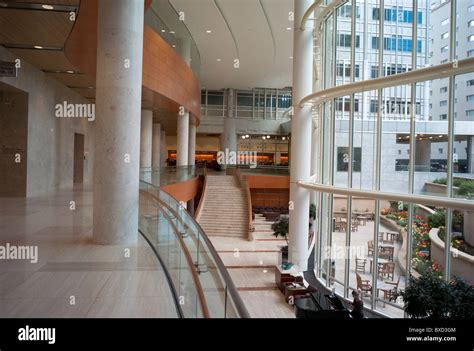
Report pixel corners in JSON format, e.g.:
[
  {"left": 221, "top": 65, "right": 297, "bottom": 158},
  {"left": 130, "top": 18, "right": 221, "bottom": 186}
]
[{"left": 401, "top": 270, "right": 474, "bottom": 318}]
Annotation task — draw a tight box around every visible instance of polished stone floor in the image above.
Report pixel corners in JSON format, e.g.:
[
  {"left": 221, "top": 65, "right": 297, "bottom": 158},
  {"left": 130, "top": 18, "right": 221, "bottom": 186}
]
[
  {"left": 0, "top": 186, "right": 178, "bottom": 318},
  {"left": 210, "top": 215, "right": 295, "bottom": 318}
]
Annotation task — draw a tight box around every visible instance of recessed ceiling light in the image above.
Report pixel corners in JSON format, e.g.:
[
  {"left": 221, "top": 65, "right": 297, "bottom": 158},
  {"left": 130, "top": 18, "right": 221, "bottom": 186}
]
[
  {"left": 170, "top": 31, "right": 175, "bottom": 34},
  {"left": 206, "top": 30, "right": 212, "bottom": 34},
  {"left": 262, "top": 136, "right": 266, "bottom": 140},
  {"left": 217, "top": 58, "right": 222, "bottom": 62},
  {"left": 245, "top": 135, "right": 249, "bottom": 138},
  {"left": 241, "top": 136, "right": 246, "bottom": 139},
  {"left": 282, "top": 137, "right": 286, "bottom": 141},
  {"left": 172, "top": 45, "right": 176, "bottom": 48},
  {"left": 161, "top": 29, "right": 166, "bottom": 33},
  {"left": 286, "top": 27, "right": 292, "bottom": 30},
  {"left": 289, "top": 56, "right": 293, "bottom": 59},
  {"left": 34, "top": 45, "right": 43, "bottom": 49},
  {"left": 42, "top": 4, "right": 54, "bottom": 10},
  {"left": 267, "top": 135, "right": 271, "bottom": 139},
  {"left": 67, "top": 70, "right": 74, "bottom": 74}
]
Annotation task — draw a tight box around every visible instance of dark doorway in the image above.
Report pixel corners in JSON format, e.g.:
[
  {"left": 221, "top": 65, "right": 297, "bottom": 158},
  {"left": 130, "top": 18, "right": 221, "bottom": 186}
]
[
  {"left": 0, "top": 82, "right": 28, "bottom": 197},
  {"left": 73, "top": 133, "right": 85, "bottom": 184}
]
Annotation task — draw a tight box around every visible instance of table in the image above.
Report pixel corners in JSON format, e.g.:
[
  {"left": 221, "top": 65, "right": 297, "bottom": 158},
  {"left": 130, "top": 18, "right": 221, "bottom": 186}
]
[
  {"left": 367, "top": 257, "right": 388, "bottom": 274},
  {"left": 284, "top": 282, "right": 308, "bottom": 303}
]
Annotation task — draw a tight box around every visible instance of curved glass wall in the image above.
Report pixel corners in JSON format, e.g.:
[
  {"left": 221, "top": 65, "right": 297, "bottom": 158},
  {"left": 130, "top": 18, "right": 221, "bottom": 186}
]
[
  {"left": 145, "top": 0, "right": 201, "bottom": 77},
  {"left": 307, "top": 0, "right": 474, "bottom": 317}
]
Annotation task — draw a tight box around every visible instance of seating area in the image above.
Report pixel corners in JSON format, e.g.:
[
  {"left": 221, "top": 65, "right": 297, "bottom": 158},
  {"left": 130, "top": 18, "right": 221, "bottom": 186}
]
[
  {"left": 253, "top": 206, "right": 289, "bottom": 222},
  {"left": 328, "top": 216, "right": 406, "bottom": 317}
]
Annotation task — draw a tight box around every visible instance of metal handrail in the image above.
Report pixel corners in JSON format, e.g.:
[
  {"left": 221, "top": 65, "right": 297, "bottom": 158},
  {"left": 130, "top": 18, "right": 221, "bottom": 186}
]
[{"left": 298, "top": 181, "right": 474, "bottom": 211}]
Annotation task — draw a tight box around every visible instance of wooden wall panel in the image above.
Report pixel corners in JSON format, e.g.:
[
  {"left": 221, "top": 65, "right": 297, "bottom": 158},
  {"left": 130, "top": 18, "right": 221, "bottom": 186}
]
[
  {"left": 243, "top": 175, "right": 290, "bottom": 189},
  {"left": 64, "top": 0, "right": 200, "bottom": 122},
  {"left": 162, "top": 176, "right": 199, "bottom": 203}
]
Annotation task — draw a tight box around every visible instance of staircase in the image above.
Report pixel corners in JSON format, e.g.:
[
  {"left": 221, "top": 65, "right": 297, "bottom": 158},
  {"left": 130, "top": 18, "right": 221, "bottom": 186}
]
[{"left": 198, "top": 175, "right": 249, "bottom": 238}]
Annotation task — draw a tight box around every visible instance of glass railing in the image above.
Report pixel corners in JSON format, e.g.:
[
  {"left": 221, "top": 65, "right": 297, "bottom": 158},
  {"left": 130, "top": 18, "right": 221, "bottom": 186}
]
[
  {"left": 145, "top": 0, "right": 201, "bottom": 78},
  {"left": 139, "top": 180, "right": 250, "bottom": 318},
  {"left": 140, "top": 165, "right": 204, "bottom": 188},
  {"left": 229, "top": 165, "right": 290, "bottom": 176}
]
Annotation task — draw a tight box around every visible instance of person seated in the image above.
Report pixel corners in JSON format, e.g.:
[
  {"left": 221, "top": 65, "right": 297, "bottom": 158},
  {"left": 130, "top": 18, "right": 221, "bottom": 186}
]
[{"left": 349, "top": 290, "right": 364, "bottom": 319}]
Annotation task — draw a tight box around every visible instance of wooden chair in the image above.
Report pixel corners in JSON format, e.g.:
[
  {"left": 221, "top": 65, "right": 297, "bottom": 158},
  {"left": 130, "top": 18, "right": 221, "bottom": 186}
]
[
  {"left": 378, "top": 262, "right": 395, "bottom": 280},
  {"left": 379, "top": 246, "right": 394, "bottom": 261},
  {"left": 367, "top": 240, "right": 374, "bottom": 256},
  {"left": 356, "top": 273, "right": 372, "bottom": 297},
  {"left": 381, "top": 276, "right": 400, "bottom": 302},
  {"left": 355, "top": 257, "right": 367, "bottom": 273}
]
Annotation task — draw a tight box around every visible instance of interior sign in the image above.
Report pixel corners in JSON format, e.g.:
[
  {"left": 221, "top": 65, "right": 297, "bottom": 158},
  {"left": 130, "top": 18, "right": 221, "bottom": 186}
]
[{"left": 0, "top": 61, "right": 17, "bottom": 77}]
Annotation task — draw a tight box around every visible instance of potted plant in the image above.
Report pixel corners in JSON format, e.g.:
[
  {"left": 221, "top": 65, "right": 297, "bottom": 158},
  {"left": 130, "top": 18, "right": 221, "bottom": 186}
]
[{"left": 272, "top": 216, "right": 289, "bottom": 266}]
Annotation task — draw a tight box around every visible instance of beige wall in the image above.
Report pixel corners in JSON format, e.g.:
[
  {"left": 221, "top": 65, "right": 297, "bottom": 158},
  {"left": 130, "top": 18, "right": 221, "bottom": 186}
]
[{"left": 0, "top": 47, "right": 95, "bottom": 197}]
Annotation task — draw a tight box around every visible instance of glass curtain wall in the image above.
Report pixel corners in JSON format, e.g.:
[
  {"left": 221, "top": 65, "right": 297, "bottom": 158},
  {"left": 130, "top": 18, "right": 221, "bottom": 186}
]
[{"left": 310, "top": 0, "right": 474, "bottom": 317}]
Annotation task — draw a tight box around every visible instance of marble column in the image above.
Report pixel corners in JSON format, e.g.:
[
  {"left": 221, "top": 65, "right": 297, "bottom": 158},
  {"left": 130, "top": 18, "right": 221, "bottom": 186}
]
[
  {"left": 140, "top": 110, "right": 153, "bottom": 169},
  {"left": 188, "top": 120, "right": 196, "bottom": 166},
  {"left": 288, "top": 0, "right": 313, "bottom": 271},
  {"left": 415, "top": 139, "right": 432, "bottom": 172},
  {"left": 177, "top": 112, "right": 189, "bottom": 167},
  {"left": 93, "top": 0, "right": 144, "bottom": 245},
  {"left": 152, "top": 123, "right": 161, "bottom": 169},
  {"left": 160, "top": 130, "right": 167, "bottom": 167}
]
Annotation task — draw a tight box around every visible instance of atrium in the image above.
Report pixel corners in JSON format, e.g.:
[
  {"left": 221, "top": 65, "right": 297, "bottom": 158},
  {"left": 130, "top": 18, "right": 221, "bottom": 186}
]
[{"left": 1, "top": 0, "right": 474, "bottom": 323}]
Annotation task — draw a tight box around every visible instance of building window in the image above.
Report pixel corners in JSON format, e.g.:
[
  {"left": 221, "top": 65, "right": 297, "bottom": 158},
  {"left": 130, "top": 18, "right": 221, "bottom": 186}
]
[
  {"left": 372, "top": 36, "right": 422, "bottom": 53},
  {"left": 469, "top": 35, "right": 474, "bottom": 42},
  {"left": 468, "top": 49, "right": 474, "bottom": 57},
  {"left": 469, "top": 20, "right": 474, "bottom": 28},
  {"left": 440, "top": 114, "right": 448, "bottom": 120},
  {"left": 467, "top": 110, "right": 474, "bottom": 117},
  {"left": 335, "top": 98, "right": 359, "bottom": 113},
  {"left": 440, "top": 87, "right": 448, "bottom": 94},
  {"left": 370, "top": 100, "right": 378, "bottom": 113},
  {"left": 337, "top": 147, "right": 361, "bottom": 172},
  {"left": 336, "top": 63, "right": 360, "bottom": 78},
  {"left": 441, "top": 45, "right": 449, "bottom": 53},
  {"left": 441, "top": 18, "right": 449, "bottom": 26},
  {"left": 439, "top": 148, "right": 443, "bottom": 154},
  {"left": 237, "top": 92, "right": 253, "bottom": 107},
  {"left": 337, "top": 33, "right": 360, "bottom": 48},
  {"left": 207, "top": 91, "right": 224, "bottom": 105},
  {"left": 467, "top": 80, "right": 474, "bottom": 87},
  {"left": 467, "top": 95, "right": 474, "bottom": 102},
  {"left": 440, "top": 100, "right": 448, "bottom": 107},
  {"left": 440, "top": 59, "right": 448, "bottom": 64},
  {"left": 277, "top": 94, "right": 292, "bottom": 109},
  {"left": 441, "top": 32, "right": 449, "bottom": 39},
  {"left": 338, "top": 4, "right": 360, "bottom": 18},
  {"left": 372, "top": 7, "right": 422, "bottom": 24},
  {"left": 469, "top": 5, "right": 474, "bottom": 13}
]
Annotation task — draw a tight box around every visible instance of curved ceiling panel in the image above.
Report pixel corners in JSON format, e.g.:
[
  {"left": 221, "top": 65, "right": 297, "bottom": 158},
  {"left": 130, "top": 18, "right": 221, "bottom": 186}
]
[{"left": 170, "top": 0, "right": 293, "bottom": 90}]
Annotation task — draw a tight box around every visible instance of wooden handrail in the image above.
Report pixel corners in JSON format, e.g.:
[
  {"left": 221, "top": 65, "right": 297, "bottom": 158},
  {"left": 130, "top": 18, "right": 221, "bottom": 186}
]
[
  {"left": 140, "top": 189, "right": 210, "bottom": 318},
  {"left": 194, "top": 168, "right": 208, "bottom": 222}
]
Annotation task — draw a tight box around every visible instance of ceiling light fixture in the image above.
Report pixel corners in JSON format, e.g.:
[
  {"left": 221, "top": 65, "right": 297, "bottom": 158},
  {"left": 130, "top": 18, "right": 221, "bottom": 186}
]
[
  {"left": 217, "top": 58, "right": 222, "bottom": 62},
  {"left": 34, "top": 45, "right": 43, "bottom": 49},
  {"left": 170, "top": 31, "right": 175, "bottom": 34},
  {"left": 282, "top": 137, "right": 286, "bottom": 141},
  {"left": 42, "top": 4, "right": 54, "bottom": 10},
  {"left": 161, "top": 29, "right": 166, "bottom": 33},
  {"left": 289, "top": 56, "right": 293, "bottom": 59},
  {"left": 66, "top": 70, "right": 75, "bottom": 74},
  {"left": 206, "top": 30, "right": 212, "bottom": 33},
  {"left": 286, "top": 27, "right": 292, "bottom": 30}
]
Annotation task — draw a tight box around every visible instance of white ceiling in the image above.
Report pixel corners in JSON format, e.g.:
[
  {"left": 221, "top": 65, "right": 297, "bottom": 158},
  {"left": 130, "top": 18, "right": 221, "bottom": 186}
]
[{"left": 170, "top": 0, "right": 294, "bottom": 91}]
